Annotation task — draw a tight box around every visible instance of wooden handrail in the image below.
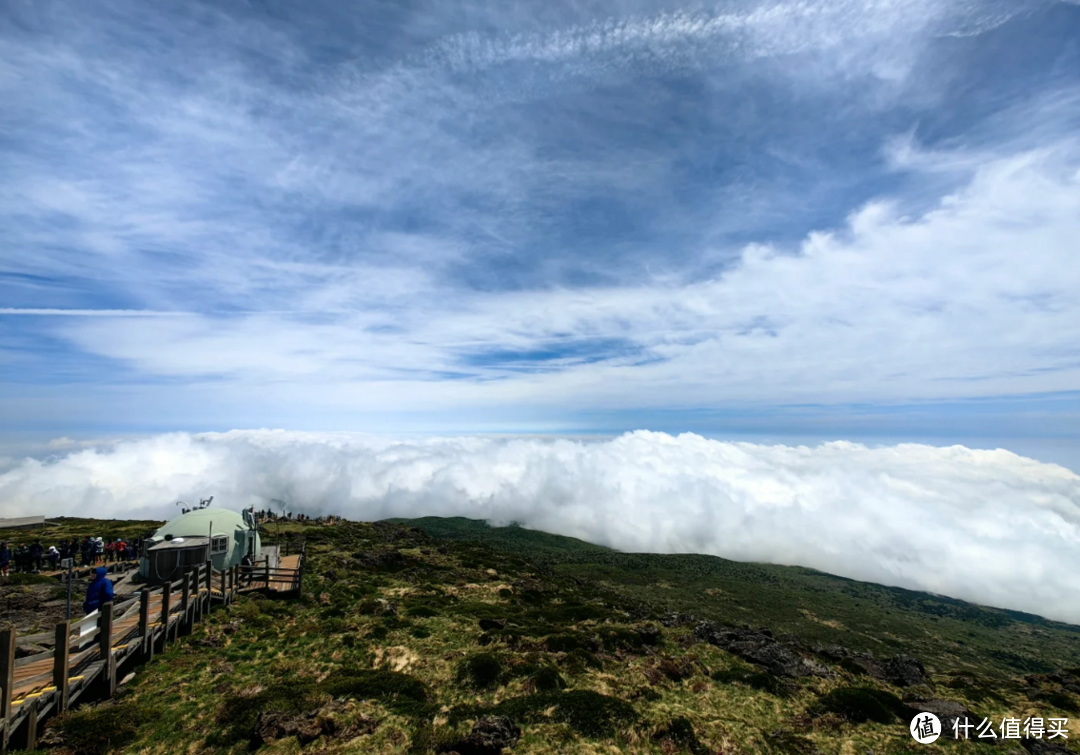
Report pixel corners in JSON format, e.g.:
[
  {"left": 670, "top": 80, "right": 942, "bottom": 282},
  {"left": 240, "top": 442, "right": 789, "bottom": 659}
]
[{"left": 13, "top": 649, "right": 55, "bottom": 669}]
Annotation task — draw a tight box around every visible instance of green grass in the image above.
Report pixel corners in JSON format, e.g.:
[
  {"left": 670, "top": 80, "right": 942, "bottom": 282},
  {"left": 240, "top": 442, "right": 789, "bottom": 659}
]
[
  {"left": 22, "top": 516, "right": 1080, "bottom": 755},
  {"left": 397, "top": 516, "right": 1080, "bottom": 680}
]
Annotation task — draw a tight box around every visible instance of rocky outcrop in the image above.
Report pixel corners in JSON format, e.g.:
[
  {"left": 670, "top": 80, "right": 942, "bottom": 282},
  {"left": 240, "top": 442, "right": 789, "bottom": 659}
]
[
  {"left": 694, "top": 622, "right": 831, "bottom": 678},
  {"left": 440, "top": 716, "right": 522, "bottom": 755},
  {"left": 254, "top": 701, "right": 375, "bottom": 746},
  {"left": 814, "top": 645, "right": 928, "bottom": 687}
]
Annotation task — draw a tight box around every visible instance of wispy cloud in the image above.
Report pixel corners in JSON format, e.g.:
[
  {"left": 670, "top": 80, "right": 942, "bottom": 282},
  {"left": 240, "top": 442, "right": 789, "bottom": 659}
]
[
  {"left": 0, "top": 309, "right": 187, "bottom": 317},
  {"left": 1, "top": 0, "right": 1078, "bottom": 437}
]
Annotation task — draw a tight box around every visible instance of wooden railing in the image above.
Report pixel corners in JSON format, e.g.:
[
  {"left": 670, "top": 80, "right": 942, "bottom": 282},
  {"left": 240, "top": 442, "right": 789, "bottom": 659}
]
[{"left": 0, "top": 550, "right": 303, "bottom": 754}]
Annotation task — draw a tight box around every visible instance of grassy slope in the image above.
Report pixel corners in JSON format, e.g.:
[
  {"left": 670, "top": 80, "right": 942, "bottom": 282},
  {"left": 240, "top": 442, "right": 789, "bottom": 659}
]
[
  {"left": 10, "top": 518, "right": 1080, "bottom": 755},
  {"left": 394, "top": 517, "right": 1080, "bottom": 680}
]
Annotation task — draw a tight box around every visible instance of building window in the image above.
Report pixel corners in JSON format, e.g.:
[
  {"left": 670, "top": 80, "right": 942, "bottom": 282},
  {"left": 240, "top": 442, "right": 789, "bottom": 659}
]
[{"left": 210, "top": 536, "right": 228, "bottom": 555}]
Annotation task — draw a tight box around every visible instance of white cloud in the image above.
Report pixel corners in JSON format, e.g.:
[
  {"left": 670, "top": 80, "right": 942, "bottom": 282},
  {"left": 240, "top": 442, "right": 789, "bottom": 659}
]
[
  {"left": 1, "top": 429, "right": 1078, "bottom": 622},
  {"left": 43, "top": 139, "right": 1080, "bottom": 410}
]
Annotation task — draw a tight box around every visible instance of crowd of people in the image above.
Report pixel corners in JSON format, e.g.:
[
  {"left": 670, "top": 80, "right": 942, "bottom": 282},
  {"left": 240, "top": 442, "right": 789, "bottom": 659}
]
[
  {"left": 252, "top": 510, "right": 340, "bottom": 525},
  {"left": 0, "top": 535, "right": 142, "bottom": 576}
]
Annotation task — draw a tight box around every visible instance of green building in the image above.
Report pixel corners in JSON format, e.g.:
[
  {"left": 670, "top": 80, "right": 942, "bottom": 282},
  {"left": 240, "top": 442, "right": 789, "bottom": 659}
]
[{"left": 140, "top": 507, "right": 260, "bottom": 584}]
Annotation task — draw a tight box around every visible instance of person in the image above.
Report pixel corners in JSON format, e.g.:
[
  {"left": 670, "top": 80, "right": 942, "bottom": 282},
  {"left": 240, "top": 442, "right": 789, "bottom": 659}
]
[
  {"left": 83, "top": 566, "right": 114, "bottom": 615},
  {"left": 94, "top": 537, "right": 104, "bottom": 565},
  {"left": 29, "top": 540, "right": 44, "bottom": 573},
  {"left": 80, "top": 537, "right": 93, "bottom": 567},
  {"left": 47, "top": 545, "right": 59, "bottom": 570},
  {"left": 0, "top": 542, "right": 10, "bottom": 577}
]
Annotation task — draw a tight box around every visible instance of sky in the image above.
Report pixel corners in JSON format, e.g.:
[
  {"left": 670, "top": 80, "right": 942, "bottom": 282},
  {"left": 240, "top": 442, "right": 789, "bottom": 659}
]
[{"left": 2, "top": 1, "right": 1080, "bottom": 618}]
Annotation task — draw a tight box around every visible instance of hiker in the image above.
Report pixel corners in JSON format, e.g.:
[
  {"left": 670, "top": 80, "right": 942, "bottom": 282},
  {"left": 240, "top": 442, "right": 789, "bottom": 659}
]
[
  {"left": 47, "top": 545, "right": 59, "bottom": 570},
  {"left": 82, "top": 566, "right": 114, "bottom": 615},
  {"left": 29, "top": 540, "right": 44, "bottom": 572},
  {"left": 0, "top": 542, "right": 10, "bottom": 576},
  {"left": 94, "top": 537, "right": 104, "bottom": 565},
  {"left": 80, "top": 537, "right": 93, "bottom": 567}
]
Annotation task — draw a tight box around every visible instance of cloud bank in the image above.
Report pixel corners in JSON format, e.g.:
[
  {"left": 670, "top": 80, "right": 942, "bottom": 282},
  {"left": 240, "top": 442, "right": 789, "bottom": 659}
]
[{"left": 3, "top": 430, "right": 1079, "bottom": 623}]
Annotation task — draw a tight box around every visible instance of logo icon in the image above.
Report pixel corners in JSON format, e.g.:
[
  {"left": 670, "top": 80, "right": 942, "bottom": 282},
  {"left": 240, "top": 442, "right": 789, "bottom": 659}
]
[{"left": 911, "top": 712, "right": 942, "bottom": 744}]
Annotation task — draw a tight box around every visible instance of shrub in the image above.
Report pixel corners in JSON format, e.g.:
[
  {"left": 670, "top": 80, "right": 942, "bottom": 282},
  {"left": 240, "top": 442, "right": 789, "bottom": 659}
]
[
  {"left": 545, "top": 633, "right": 587, "bottom": 653},
  {"left": 6, "top": 572, "right": 55, "bottom": 586},
  {"left": 1032, "top": 690, "right": 1080, "bottom": 714},
  {"left": 531, "top": 666, "right": 566, "bottom": 692},
  {"left": 561, "top": 649, "right": 603, "bottom": 674},
  {"left": 50, "top": 701, "right": 156, "bottom": 755},
  {"left": 813, "top": 686, "right": 908, "bottom": 724},
  {"left": 839, "top": 658, "right": 867, "bottom": 675},
  {"left": 494, "top": 690, "right": 637, "bottom": 738},
  {"left": 323, "top": 668, "right": 431, "bottom": 716},
  {"left": 410, "top": 626, "right": 432, "bottom": 639},
  {"left": 211, "top": 668, "right": 432, "bottom": 745},
  {"left": 654, "top": 717, "right": 706, "bottom": 755},
  {"left": 711, "top": 668, "right": 789, "bottom": 696},
  {"left": 458, "top": 652, "right": 504, "bottom": 689}
]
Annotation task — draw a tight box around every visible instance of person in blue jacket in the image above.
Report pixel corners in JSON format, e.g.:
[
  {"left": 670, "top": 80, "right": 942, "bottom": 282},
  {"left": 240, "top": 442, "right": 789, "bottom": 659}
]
[{"left": 83, "top": 566, "right": 114, "bottom": 614}]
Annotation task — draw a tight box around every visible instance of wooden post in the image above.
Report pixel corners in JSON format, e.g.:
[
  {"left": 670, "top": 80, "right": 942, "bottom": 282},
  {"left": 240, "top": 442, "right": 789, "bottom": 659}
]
[
  {"left": 297, "top": 546, "right": 304, "bottom": 596},
  {"left": 1, "top": 628, "right": 14, "bottom": 752},
  {"left": 204, "top": 561, "right": 212, "bottom": 612},
  {"left": 53, "top": 621, "right": 70, "bottom": 713},
  {"left": 160, "top": 586, "right": 170, "bottom": 653},
  {"left": 139, "top": 590, "right": 153, "bottom": 661},
  {"left": 264, "top": 559, "right": 271, "bottom": 590},
  {"left": 23, "top": 698, "right": 38, "bottom": 751},
  {"left": 98, "top": 601, "right": 115, "bottom": 698},
  {"left": 181, "top": 574, "right": 191, "bottom": 631},
  {"left": 232, "top": 565, "right": 238, "bottom": 599},
  {"left": 197, "top": 567, "right": 204, "bottom": 620}
]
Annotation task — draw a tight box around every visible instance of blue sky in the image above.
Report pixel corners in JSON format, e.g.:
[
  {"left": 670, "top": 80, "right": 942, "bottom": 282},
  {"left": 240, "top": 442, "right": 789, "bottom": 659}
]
[{"left": 2, "top": 0, "right": 1080, "bottom": 467}]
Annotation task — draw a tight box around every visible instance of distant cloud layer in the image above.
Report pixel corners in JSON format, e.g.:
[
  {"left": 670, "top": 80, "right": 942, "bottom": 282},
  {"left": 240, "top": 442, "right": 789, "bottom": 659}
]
[{"left": 3, "top": 430, "right": 1078, "bottom": 623}]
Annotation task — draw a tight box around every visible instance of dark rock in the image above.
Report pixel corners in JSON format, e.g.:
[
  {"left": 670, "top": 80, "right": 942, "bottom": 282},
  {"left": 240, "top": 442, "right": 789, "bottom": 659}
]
[
  {"left": 884, "top": 655, "right": 928, "bottom": 687},
  {"left": 440, "top": 716, "right": 521, "bottom": 755},
  {"left": 812, "top": 645, "right": 927, "bottom": 686},
  {"left": 661, "top": 611, "right": 697, "bottom": 628},
  {"left": 353, "top": 550, "right": 407, "bottom": 569},
  {"left": 321, "top": 569, "right": 338, "bottom": 582},
  {"left": 694, "top": 622, "right": 831, "bottom": 678},
  {"left": 637, "top": 625, "right": 662, "bottom": 645},
  {"left": 479, "top": 618, "right": 507, "bottom": 631},
  {"left": 255, "top": 710, "right": 324, "bottom": 746}
]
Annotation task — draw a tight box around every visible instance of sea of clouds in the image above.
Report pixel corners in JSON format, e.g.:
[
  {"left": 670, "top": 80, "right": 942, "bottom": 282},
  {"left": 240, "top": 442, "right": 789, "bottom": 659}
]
[{"left": 2, "top": 429, "right": 1078, "bottom": 623}]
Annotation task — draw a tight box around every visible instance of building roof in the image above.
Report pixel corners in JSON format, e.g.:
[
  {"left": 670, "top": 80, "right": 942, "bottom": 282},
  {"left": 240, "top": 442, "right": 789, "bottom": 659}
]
[
  {"left": 0, "top": 516, "right": 47, "bottom": 530},
  {"left": 147, "top": 536, "right": 211, "bottom": 552},
  {"left": 153, "top": 507, "right": 250, "bottom": 539}
]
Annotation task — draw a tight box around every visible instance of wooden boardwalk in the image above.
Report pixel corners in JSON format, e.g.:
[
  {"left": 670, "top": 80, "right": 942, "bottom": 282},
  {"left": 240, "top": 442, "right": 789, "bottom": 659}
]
[{"left": 1, "top": 545, "right": 305, "bottom": 753}]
